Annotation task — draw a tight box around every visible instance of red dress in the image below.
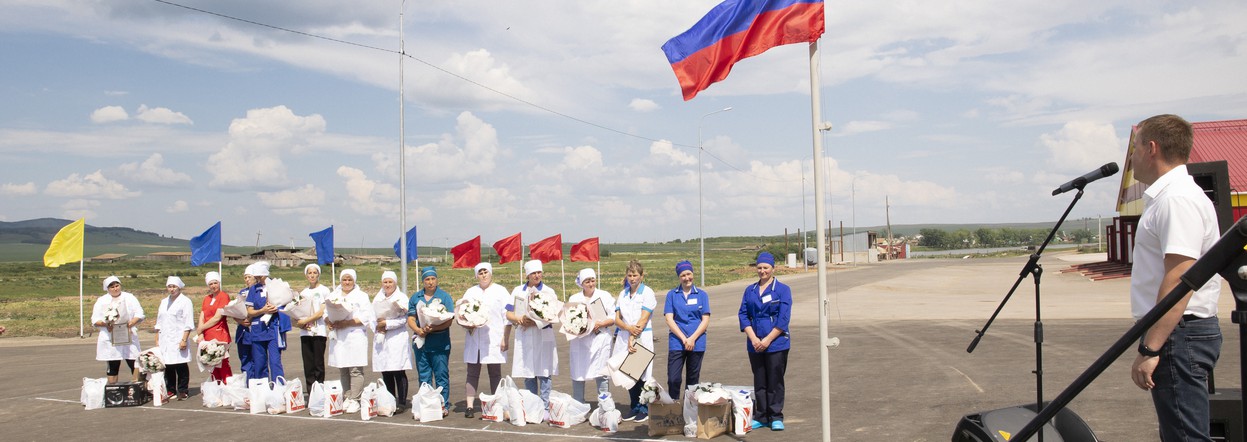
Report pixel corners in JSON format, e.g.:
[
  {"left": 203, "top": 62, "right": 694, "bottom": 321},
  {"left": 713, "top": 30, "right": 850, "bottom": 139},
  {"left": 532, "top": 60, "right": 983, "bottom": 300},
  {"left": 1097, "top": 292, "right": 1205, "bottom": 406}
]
[{"left": 201, "top": 291, "right": 233, "bottom": 380}]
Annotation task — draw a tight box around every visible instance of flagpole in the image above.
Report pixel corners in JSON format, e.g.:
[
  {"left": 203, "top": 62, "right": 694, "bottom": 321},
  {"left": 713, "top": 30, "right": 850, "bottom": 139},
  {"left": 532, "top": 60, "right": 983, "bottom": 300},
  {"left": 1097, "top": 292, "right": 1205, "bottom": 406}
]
[
  {"left": 560, "top": 259, "right": 566, "bottom": 301},
  {"left": 397, "top": 0, "right": 410, "bottom": 295},
  {"left": 78, "top": 258, "right": 84, "bottom": 338},
  {"left": 809, "top": 39, "right": 832, "bottom": 442}
]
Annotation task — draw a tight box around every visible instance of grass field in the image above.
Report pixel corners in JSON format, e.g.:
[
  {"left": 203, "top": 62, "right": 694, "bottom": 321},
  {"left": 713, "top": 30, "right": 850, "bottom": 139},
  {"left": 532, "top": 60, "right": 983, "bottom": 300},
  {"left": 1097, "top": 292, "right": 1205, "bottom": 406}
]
[{"left": 0, "top": 246, "right": 809, "bottom": 338}]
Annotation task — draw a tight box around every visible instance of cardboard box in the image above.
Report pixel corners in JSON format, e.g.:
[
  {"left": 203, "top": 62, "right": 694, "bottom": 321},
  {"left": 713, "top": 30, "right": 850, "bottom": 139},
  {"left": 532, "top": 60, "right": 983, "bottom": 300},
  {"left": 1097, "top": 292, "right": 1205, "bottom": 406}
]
[
  {"left": 104, "top": 382, "right": 150, "bottom": 407},
  {"left": 696, "top": 403, "right": 730, "bottom": 439},
  {"left": 648, "top": 402, "right": 686, "bottom": 437}
]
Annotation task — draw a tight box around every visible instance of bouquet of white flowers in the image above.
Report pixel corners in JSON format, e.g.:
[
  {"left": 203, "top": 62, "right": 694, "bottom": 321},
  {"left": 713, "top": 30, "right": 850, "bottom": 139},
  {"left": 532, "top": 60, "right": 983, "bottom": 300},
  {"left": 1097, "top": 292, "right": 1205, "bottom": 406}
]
[
  {"left": 526, "top": 288, "right": 562, "bottom": 325},
  {"left": 455, "top": 297, "right": 489, "bottom": 328},
  {"left": 284, "top": 291, "right": 315, "bottom": 321},
  {"left": 137, "top": 348, "right": 166, "bottom": 374},
  {"left": 103, "top": 304, "right": 121, "bottom": 324},
  {"left": 372, "top": 296, "right": 405, "bottom": 321},
  {"left": 324, "top": 292, "right": 354, "bottom": 323},
  {"left": 693, "top": 382, "right": 731, "bottom": 405},
  {"left": 197, "top": 340, "right": 229, "bottom": 372},
  {"left": 265, "top": 278, "right": 295, "bottom": 307},
  {"left": 219, "top": 297, "right": 249, "bottom": 319},
  {"left": 419, "top": 298, "right": 454, "bottom": 327},
  {"left": 558, "top": 302, "right": 591, "bottom": 340}
]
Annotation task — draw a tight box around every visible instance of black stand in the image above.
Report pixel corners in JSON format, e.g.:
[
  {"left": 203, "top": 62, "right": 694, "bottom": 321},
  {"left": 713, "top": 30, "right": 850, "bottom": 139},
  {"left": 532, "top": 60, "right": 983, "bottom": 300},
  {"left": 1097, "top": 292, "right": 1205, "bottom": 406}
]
[
  {"left": 966, "top": 188, "right": 1087, "bottom": 441},
  {"left": 1013, "top": 215, "right": 1247, "bottom": 441}
]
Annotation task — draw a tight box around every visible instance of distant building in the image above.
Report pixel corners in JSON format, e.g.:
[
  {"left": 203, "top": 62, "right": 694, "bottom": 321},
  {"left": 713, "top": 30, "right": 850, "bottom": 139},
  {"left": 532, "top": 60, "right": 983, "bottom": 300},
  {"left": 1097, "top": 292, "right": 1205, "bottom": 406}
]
[
  {"left": 88, "top": 253, "right": 127, "bottom": 263},
  {"left": 142, "top": 251, "right": 192, "bottom": 262}
]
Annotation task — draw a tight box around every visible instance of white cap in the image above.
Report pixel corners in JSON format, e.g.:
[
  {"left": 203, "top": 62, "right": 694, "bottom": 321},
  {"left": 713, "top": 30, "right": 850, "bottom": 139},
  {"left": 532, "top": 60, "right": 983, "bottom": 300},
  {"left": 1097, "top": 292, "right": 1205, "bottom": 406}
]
[
  {"left": 576, "top": 268, "right": 597, "bottom": 288},
  {"left": 304, "top": 263, "right": 321, "bottom": 275},
  {"left": 252, "top": 261, "right": 271, "bottom": 277},
  {"left": 341, "top": 269, "right": 357, "bottom": 281},
  {"left": 205, "top": 272, "right": 221, "bottom": 285},
  {"left": 524, "top": 259, "right": 543, "bottom": 276},
  {"left": 243, "top": 263, "right": 256, "bottom": 276},
  {"left": 166, "top": 276, "right": 185, "bottom": 288},
  {"left": 474, "top": 262, "right": 493, "bottom": 274},
  {"left": 102, "top": 276, "right": 121, "bottom": 291},
  {"left": 381, "top": 270, "right": 398, "bottom": 282}
]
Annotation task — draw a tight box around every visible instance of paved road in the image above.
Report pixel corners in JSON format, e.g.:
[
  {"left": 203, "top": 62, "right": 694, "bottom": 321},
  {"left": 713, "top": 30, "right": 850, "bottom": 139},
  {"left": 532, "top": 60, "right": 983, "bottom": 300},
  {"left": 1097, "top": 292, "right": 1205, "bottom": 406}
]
[{"left": 3, "top": 254, "right": 1242, "bottom": 441}]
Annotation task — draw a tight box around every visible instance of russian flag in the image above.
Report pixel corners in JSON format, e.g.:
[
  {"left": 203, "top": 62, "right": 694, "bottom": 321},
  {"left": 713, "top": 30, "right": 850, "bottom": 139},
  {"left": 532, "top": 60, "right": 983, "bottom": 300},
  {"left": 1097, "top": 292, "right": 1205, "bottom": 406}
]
[{"left": 662, "top": 0, "right": 825, "bottom": 101}]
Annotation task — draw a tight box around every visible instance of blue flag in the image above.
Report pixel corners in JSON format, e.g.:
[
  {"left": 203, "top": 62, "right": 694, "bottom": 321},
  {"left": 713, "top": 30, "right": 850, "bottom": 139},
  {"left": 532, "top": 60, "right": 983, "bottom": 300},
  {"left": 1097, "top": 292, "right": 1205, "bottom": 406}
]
[
  {"left": 190, "top": 221, "right": 222, "bottom": 266},
  {"left": 309, "top": 226, "right": 334, "bottom": 265},
  {"left": 393, "top": 225, "right": 417, "bottom": 263}
]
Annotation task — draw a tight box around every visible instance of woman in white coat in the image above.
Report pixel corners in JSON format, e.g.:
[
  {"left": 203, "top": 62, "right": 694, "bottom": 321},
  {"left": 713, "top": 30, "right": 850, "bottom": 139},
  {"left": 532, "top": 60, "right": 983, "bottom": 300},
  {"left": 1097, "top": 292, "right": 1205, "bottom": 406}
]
[
  {"left": 372, "top": 270, "right": 411, "bottom": 411},
  {"left": 155, "top": 276, "right": 195, "bottom": 400},
  {"left": 613, "top": 260, "right": 656, "bottom": 422},
  {"left": 91, "top": 276, "right": 145, "bottom": 384},
  {"left": 506, "top": 260, "right": 559, "bottom": 409},
  {"left": 567, "top": 268, "right": 616, "bottom": 405},
  {"left": 458, "top": 262, "right": 510, "bottom": 418},
  {"left": 326, "top": 269, "right": 376, "bottom": 414}
]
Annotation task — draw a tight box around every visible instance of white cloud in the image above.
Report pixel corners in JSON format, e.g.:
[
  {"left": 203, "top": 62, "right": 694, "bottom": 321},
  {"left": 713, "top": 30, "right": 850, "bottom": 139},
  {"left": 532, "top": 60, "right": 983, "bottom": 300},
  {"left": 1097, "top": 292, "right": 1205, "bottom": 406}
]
[
  {"left": 337, "top": 166, "right": 398, "bottom": 214},
  {"left": 1039, "top": 121, "right": 1123, "bottom": 173},
  {"left": 135, "top": 104, "right": 193, "bottom": 125},
  {"left": 257, "top": 184, "right": 325, "bottom": 217},
  {"left": 376, "top": 111, "right": 500, "bottom": 182},
  {"left": 1, "top": 182, "right": 38, "bottom": 196},
  {"left": 90, "top": 106, "right": 129, "bottom": 124},
  {"left": 62, "top": 199, "right": 100, "bottom": 220},
  {"left": 834, "top": 120, "right": 893, "bottom": 137},
  {"left": 116, "top": 153, "right": 193, "bottom": 185},
  {"left": 648, "top": 140, "right": 696, "bottom": 167},
  {"left": 206, "top": 106, "right": 326, "bottom": 190},
  {"left": 558, "top": 145, "right": 604, "bottom": 172},
  {"left": 628, "top": 98, "right": 660, "bottom": 112},
  {"left": 165, "top": 200, "right": 189, "bottom": 213},
  {"left": 45, "top": 170, "right": 140, "bottom": 199}
]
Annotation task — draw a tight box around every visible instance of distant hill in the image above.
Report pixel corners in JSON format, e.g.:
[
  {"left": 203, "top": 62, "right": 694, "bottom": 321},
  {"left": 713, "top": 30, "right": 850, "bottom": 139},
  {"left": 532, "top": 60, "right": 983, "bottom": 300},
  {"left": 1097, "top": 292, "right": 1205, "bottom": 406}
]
[{"left": 0, "top": 218, "right": 190, "bottom": 261}]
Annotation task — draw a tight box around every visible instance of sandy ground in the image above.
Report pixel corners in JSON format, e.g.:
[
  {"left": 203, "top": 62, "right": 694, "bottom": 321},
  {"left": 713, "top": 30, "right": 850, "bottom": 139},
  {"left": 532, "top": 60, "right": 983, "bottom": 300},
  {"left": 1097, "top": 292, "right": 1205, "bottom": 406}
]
[{"left": 2, "top": 251, "right": 1242, "bottom": 441}]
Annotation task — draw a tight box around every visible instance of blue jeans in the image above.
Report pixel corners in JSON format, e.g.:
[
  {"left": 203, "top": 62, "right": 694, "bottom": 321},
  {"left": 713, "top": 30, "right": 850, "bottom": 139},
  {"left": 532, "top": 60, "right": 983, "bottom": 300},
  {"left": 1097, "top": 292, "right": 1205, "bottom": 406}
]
[
  {"left": 415, "top": 346, "right": 450, "bottom": 407},
  {"left": 1151, "top": 316, "right": 1220, "bottom": 442},
  {"left": 524, "top": 376, "right": 552, "bottom": 408}
]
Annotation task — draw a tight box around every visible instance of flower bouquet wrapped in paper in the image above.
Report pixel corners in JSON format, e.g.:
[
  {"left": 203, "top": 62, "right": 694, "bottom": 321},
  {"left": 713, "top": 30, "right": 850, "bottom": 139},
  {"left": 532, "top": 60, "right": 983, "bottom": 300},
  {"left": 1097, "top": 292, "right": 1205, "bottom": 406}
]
[
  {"left": 220, "top": 297, "right": 249, "bottom": 319},
  {"left": 526, "top": 288, "right": 562, "bottom": 326},
  {"left": 372, "top": 296, "right": 405, "bottom": 322},
  {"left": 324, "top": 292, "right": 354, "bottom": 323},
  {"left": 284, "top": 291, "right": 315, "bottom": 321},
  {"left": 558, "top": 302, "right": 591, "bottom": 340},
  {"left": 639, "top": 378, "right": 675, "bottom": 405},
  {"left": 137, "top": 347, "right": 166, "bottom": 374},
  {"left": 257, "top": 278, "right": 295, "bottom": 325},
  {"left": 197, "top": 339, "right": 229, "bottom": 373},
  {"left": 692, "top": 382, "right": 731, "bottom": 405},
  {"left": 413, "top": 298, "right": 454, "bottom": 349},
  {"left": 455, "top": 297, "right": 488, "bottom": 328},
  {"left": 103, "top": 304, "right": 121, "bottom": 324}
]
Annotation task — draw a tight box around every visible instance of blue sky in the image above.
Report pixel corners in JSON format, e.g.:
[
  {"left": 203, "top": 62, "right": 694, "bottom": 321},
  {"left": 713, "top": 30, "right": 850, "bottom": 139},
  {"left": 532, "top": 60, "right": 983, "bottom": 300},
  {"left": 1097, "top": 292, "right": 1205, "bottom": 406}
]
[{"left": 1, "top": 0, "right": 1245, "bottom": 247}]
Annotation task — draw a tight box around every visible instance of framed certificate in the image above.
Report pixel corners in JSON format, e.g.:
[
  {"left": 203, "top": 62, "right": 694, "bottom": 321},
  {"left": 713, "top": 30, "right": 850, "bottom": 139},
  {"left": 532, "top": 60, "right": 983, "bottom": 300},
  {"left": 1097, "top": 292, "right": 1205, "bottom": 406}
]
[
  {"left": 109, "top": 324, "right": 131, "bottom": 346},
  {"left": 587, "top": 298, "right": 610, "bottom": 323},
  {"left": 512, "top": 293, "right": 529, "bottom": 319},
  {"left": 619, "top": 345, "right": 655, "bottom": 381}
]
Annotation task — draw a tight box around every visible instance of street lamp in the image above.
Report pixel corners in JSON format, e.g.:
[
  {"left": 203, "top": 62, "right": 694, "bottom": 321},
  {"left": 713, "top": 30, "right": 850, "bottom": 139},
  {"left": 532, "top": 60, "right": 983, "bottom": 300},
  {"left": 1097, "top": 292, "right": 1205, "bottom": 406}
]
[{"left": 698, "top": 106, "right": 732, "bottom": 287}]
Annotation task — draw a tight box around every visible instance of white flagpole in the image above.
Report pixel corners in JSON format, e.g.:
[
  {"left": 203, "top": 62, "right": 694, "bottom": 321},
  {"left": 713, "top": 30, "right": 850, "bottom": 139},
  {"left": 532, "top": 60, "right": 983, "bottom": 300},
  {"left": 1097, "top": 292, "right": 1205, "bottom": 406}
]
[
  {"left": 560, "top": 258, "right": 566, "bottom": 301},
  {"left": 79, "top": 257, "right": 84, "bottom": 338},
  {"left": 809, "top": 39, "right": 832, "bottom": 442}
]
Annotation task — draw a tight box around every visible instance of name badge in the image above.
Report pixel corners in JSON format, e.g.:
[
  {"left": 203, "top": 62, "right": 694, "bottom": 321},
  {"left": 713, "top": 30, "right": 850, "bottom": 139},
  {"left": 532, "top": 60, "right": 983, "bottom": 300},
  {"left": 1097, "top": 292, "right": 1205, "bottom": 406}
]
[
  {"left": 761, "top": 295, "right": 772, "bottom": 304},
  {"left": 686, "top": 297, "right": 698, "bottom": 306},
  {"left": 209, "top": 297, "right": 216, "bottom": 306}
]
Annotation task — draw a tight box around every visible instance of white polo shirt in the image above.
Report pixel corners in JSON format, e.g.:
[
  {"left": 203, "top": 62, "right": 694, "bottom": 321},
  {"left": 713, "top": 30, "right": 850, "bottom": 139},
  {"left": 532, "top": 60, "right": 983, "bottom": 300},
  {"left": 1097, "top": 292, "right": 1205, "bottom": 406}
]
[{"left": 1130, "top": 164, "right": 1222, "bottom": 320}]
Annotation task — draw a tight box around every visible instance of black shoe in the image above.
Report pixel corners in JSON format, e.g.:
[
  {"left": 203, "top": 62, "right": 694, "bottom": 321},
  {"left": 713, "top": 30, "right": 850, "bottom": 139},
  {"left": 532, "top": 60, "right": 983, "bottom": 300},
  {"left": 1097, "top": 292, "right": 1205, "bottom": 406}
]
[{"left": 465, "top": 407, "right": 475, "bottom": 418}]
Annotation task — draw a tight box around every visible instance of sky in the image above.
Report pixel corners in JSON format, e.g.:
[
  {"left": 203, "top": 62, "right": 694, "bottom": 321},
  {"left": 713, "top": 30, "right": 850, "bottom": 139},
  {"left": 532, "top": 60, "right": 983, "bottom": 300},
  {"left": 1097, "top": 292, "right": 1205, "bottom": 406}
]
[{"left": 1, "top": 0, "right": 1245, "bottom": 248}]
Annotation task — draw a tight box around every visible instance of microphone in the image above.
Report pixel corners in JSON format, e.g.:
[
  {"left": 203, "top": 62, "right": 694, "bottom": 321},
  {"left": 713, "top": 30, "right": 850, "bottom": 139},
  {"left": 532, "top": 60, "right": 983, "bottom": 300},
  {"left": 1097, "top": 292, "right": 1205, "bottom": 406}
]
[{"left": 1052, "top": 162, "right": 1119, "bottom": 196}]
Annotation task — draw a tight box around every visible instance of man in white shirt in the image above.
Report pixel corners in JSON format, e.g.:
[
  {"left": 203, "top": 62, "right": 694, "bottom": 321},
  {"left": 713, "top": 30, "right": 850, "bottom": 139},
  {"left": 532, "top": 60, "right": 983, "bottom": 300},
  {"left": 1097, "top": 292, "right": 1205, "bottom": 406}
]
[{"left": 1128, "top": 114, "right": 1222, "bottom": 441}]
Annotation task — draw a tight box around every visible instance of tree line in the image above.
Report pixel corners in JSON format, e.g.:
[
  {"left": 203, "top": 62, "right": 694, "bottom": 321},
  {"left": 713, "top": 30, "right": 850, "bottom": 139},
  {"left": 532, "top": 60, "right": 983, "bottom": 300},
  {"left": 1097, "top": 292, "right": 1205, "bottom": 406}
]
[{"left": 918, "top": 227, "right": 1096, "bottom": 249}]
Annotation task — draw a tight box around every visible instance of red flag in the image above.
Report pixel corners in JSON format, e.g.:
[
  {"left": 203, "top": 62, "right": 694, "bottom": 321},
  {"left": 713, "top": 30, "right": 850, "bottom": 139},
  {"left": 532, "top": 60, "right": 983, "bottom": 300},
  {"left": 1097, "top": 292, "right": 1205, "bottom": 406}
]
[
  {"left": 570, "top": 237, "right": 600, "bottom": 262},
  {"left": 529, "top": 234, "right": 563, "bottom": 263},
  {"left": 451, "top": 236, "right": 482, "bottom": 269},
  {"left": 492, "top": 233, "right": 522, "bottom": 264}
]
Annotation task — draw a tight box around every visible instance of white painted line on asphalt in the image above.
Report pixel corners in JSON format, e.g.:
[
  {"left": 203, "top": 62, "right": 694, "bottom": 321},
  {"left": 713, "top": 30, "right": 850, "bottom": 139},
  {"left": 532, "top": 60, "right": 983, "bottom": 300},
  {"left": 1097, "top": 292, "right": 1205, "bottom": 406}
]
[
  {"left": 949, "top": 367, "right": 984, "bottom": 393},
  {"left": 34, "top": 397, "right": 662, "bottom": 441}
]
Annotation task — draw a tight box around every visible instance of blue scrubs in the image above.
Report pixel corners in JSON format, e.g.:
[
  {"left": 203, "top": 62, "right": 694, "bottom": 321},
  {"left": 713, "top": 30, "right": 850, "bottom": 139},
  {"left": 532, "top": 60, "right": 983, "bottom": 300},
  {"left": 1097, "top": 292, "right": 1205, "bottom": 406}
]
[{"left": 244, "top": 283, "right": 284, "bottom": 381}]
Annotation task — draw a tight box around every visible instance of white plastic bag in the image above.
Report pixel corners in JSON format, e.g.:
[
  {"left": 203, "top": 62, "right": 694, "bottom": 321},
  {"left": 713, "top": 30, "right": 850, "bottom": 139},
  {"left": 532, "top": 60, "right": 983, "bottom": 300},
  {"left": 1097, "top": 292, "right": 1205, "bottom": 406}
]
[
  {"left": 201, "top": 379, "right": 224, "bottom": 408},
  {"left": 548, "top": 390, "right": 590, "bottom": 428},
  {"left": 478, "top": 390, "right": 507, "bottom": 422},
  {"left": 307, "top": 381, "right": 326, "bottom": 416},
  {"left": 266, "top": 377, "right": 287, "bottom": 414},
  {"left": 147, "top": 372, "right": 167, "bottom": 407},
  {"left": 588, "top": 392, "right": 621, "bottom": 433},
  {"left": 374, "top": 380, "right": 397, "bottom": 417},
  {"left": 682, "top": 386, "right": 699, "bottom": 437},
  {"left": 518, "top": 390, "right": 546, "bottom": 424},
  {"left": 248, "top": 378, "right": 271, "bottom": 414},
  {"left": 360, "top": 382, "right": 378, "bottom": 421},
  {"left": 603, "top": 350, "right": 637, "bottom": 389},
  {"left": 501, "top": 377, "right": 527, "bottom": 426},
  {"left": 413, "top": 382, "right": 444, "bottom": 422},
  {"left": 80, "top": 377, "right": 106, "bottom": 410},
  {"left": 727, "top": 388, "right": 754, "bottom": 435},
  {"left": 286, "top": 378, "right": 306, "bottom": 413},
  {"left": 322, "top": 380, "right": 345, "bottom": 417}
]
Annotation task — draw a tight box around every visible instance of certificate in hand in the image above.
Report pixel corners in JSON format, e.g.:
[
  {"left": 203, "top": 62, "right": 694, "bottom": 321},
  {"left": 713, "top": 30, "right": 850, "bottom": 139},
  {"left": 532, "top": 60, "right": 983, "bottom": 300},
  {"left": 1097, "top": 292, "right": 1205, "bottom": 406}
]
[
  {"left": 619, "top": 345, "right": 654, "bottom": 382},
  {"left": 587, "top": 298, "right": 610, "bottom": 323},
  {"left": 109, "top": 324, "right": 131, "bottom": 346},
  {"left": 512, "top": 293, "right": 529, "bottom": 320}
]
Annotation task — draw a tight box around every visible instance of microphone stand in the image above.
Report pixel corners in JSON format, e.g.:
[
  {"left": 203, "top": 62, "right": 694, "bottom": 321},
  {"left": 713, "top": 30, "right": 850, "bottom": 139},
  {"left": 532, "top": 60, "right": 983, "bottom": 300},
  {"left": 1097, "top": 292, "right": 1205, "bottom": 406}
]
[{"left": 966, "top": 186, "right": 1087, "bottom": 441}]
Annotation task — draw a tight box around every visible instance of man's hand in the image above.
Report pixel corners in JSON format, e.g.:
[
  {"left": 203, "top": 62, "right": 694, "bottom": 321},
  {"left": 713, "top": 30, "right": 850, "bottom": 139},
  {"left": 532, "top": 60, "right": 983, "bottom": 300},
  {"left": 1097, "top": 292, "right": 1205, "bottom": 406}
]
[{"left": 1132, "top": 354, "right": 1159, "bottom": 390}]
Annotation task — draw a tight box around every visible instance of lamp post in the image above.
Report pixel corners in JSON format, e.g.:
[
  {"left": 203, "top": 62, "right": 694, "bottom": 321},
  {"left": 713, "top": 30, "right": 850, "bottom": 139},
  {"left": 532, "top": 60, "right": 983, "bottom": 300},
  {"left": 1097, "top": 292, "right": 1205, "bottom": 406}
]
[{"left": 698, "top": 106, "right": 732, "bottom": 287}]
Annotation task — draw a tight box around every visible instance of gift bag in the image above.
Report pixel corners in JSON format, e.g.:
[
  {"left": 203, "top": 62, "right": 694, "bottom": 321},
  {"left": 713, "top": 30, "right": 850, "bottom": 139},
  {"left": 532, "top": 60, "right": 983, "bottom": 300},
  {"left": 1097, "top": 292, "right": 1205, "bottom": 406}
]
[
  {"left": 648, "top": 402, "right": 686, "bottom": 437},
  {"left": 223, "top": 374, "right": 249, "bottom": 410},
  {"left": 80, "top": 377, "right": 106, "bottom": 410},
  {"left": 248, "top": 378, "right": 271, "bottom": 414},
  {"left": 266, "top": 377, "right": 287, "bottom": 414},
  {"left": 726, "top": 388, "right": 753, "bottom": 435},
  {"left": 307, "top": 381, "right": 326, "bottom": 416},
  {"left": 285, "top": 378, "right": 306, "bottom": 413},
  {"left": 547, "top": 390, "right": 590, "bottom": 428},
  {"left": 478, "top": 390, "right": 507, "bottom": 422},
  {"left": 696, "top": 403, "right": 730, "bottom": 440},
  {"left": 360, "top": 382, "right": 379, "bottom": 421},
  {"left": 501, "top": 377, "right": 527, "bottom": 426},
  {"left": 588, "top": 392, "right": 621, "bottom": 433},
  {"left": 147, "top": 372, "right": 167, "bottom": 407},
  {"left": 683, "top": 387, "right": 699, "bottom": 437},
  {"left": 518, "top": 390, "right": 546, "bottom": 424},
  {"left": 413, "top": 382, "right": 444, "bottom": 422},
  {"left": 201, "top": 379, "right": 224, "bottom": 408},
  {"left": 373, "top": 380, "right": 397, "bottom": 417},
  {"left": 323, "top": 380, "right": 345, "bottom": 417}
]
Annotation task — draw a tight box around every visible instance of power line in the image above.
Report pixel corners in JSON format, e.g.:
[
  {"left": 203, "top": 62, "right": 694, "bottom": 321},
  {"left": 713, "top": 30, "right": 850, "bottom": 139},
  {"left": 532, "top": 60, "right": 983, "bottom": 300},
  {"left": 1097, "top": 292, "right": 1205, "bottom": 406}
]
[{"left": 151, "top": 0, "right": 797, "bottom": 182}]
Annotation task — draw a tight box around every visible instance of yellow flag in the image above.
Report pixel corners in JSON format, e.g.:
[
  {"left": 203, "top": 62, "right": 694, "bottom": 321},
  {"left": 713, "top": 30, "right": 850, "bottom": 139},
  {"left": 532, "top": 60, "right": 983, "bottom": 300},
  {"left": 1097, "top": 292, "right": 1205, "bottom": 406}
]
[{"left": 43, "top": 218, "right": 85, "bottom": 268}]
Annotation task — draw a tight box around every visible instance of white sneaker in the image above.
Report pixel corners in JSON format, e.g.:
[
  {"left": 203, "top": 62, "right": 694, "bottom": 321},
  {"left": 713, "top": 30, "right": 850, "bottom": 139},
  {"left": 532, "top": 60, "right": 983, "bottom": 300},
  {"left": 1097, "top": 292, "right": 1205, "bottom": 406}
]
[{"left": 345, "top": 399, "right": 361, "bottom": 414}]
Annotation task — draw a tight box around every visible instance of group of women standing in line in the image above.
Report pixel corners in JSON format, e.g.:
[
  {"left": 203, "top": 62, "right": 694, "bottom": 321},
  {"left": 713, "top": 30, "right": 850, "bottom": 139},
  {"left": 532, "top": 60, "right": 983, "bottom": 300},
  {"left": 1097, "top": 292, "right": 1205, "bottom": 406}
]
[{"left": 88, "top": 251, "right": 791, "bottom": 430}]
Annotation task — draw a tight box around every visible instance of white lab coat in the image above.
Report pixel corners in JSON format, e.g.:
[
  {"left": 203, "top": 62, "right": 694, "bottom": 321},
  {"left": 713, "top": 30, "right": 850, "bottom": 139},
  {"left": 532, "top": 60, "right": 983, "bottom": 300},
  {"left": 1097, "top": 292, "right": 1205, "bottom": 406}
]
[
  {"left": 509, "top": 283, "right": 559, "bottom": 378},
  {"left": 299, "top": 285, "right": 329, "bottom": 337},
  {"left": 371, "top": 290, "right": 412, "bottom": 372},
  {"left": 612, "top": 284, "right": 656, "bottom": 381},
  {"left": 91, "top": 292, "right": 144, "bottom": 361},
  {"left": 327, "top": 287, "right": 375, "bottom": 368},
  {"left": 155, "top": 294, "right": 195, "bottom": 364},
  {"left": 460, "top": 283, "right": 510, "bottom": 364},
  {"left": 568, "top": 288, "right": 616, "bottom": 381}
]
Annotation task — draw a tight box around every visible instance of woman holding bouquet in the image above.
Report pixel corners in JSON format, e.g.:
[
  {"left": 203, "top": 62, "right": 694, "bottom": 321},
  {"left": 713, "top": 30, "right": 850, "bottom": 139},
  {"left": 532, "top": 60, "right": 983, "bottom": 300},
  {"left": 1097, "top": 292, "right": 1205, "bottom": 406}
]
[
  {"left": 408, "top": 266, "right": 454, "bottom": 416},
  {"left": 326, "top": 269, "right": 376, "bottom": 414},
  {"left": 90, "top": 276, "right": 145, "bottom": 384},
  {"left": 373, "top": 271, "right": 412, "bottom": 412},
  {"left": 737, "top": 252, "right": 792, "bottom": 431},
  {"left": 613, "top": 260, "right": 656, "bottom": 422},
  {"left": 567, "top": 268, "right": 616, "bottom": 405},
  {"left": 458, "top": 262, "right": 510, "bottom": 418},
  {"left": 297, "top": 264, "right": 329, "bottom": 384},
  {"left": 663, "top": 260, "right": 711, "bottom": 400},
  {"left": 156, "top": 276, "right": 195, "bottom": 400},
  {"left": 196, "top": 272, "right": 233, "bottom": 381},
  {"left": 507, "top": 260, "right": 559, "bottom": 410}
]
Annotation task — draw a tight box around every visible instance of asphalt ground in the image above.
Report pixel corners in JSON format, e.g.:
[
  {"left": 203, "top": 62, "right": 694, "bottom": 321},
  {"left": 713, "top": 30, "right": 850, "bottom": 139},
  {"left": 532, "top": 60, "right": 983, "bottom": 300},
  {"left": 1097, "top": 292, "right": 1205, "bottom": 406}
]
[{"left": 2, "top": 253, "right": 1242, "bottom": 441}]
